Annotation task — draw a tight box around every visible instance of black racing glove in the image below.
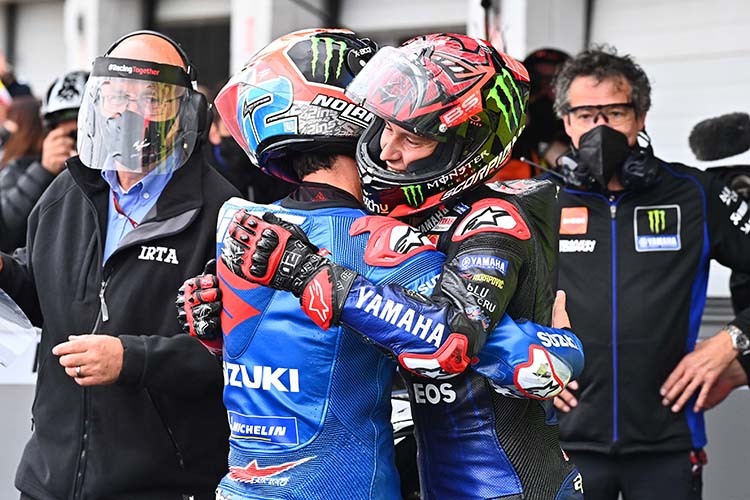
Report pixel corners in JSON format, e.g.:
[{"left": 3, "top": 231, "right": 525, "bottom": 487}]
[
  {"left": 176, "top": 259, "right": 223, "bottom": 357},
  {"left": 220, "top": 210, "right": 358, "bottom": 329}
]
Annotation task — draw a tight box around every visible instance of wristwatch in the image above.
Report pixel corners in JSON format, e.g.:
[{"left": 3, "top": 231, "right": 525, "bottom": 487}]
[{"left": 726, "top": 324, "right": 750, "bottom": 353}]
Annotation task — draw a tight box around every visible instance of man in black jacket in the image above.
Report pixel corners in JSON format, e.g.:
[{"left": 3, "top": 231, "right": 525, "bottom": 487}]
[
  {"left": 549, "top": 46, "right": 750, "bottom": 500},
  {"left": 0, "top": 31, "right": 238, "bottom": 500}
]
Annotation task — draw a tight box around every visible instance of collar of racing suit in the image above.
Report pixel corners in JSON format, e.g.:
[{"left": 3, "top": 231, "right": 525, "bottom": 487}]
[{"left": 281, "top": 181, "right": 364, "bottom": 210}]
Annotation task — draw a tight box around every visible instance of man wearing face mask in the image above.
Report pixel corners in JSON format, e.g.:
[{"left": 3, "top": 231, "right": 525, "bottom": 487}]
[
  {"left": 549, "top": 45, "right": 750, "bottom": 500},
  {"left": 494, "top": 47, "right": 571, "bottom": 181},
  {"left": 0, "top": 31, "right": 238, "bottom": 499}
]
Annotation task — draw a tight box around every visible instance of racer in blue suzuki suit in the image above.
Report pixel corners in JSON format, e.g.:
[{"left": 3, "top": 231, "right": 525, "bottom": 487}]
[{"left": 179, "top": 30, "right": 584, "bottom": 499}]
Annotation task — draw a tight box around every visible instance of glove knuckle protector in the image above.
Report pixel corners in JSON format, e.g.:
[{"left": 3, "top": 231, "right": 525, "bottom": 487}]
[
  {"left": 223, "top": 210, "right": 361, "bottom": 330},
  {"left": 176, "top": 273, "right": 223, "bottom": 355}
]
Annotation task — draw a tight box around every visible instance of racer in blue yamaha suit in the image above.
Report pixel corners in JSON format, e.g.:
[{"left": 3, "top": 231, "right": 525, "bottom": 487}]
[{"left": 214, "top": 34, "right": 585, "bottom": 499}]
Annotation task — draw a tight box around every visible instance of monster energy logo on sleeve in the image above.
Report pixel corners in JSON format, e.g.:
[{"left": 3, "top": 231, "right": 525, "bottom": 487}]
[
  {"left": 647, "top": 209, "right": 666, "bottom": 233},
  {"left": 310, "top": 37, "right": 347, "bottom": 83},
  {"left": 402, "top": 185, "right": 424, "bottom": 206}
]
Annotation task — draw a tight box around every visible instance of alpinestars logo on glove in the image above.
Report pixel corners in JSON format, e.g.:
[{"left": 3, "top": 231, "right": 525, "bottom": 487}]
[
  {"left": 302, "top": 271, "right": 333, "bottom": 329},
  {"left": 514, "top": 346, "right": 569, "bottom": 399}
]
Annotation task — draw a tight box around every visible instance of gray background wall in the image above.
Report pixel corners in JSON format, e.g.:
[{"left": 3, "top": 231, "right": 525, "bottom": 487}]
[{"left": 0, "top": 385, "right": 33, "bottom": 498}]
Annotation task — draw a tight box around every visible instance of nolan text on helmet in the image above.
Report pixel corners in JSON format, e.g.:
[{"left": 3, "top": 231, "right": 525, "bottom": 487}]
[{"left": 311, "top": 94, "right": 373, "bottom": 129}]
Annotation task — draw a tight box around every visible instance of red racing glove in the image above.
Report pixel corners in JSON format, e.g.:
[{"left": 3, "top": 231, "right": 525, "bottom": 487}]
[
  {"left": 176, "top": 259, "right": 223, "bottom": 357},
  {"left": 220, "top": 210, "right": 357, "bottom": 329}
]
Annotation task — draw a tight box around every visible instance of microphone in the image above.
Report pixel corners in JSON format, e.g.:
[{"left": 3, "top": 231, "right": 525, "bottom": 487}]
[{"left": 688, "top": 112, "right": 750, "bottom": 161}]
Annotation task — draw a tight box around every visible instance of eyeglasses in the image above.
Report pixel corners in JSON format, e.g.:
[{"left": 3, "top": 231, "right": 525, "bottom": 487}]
[
  {"left": 98, "top": 90, "right": 183, "bottom": 117},
  {"left": 566, "top": 103, "right": 635, "bottom": 126}
]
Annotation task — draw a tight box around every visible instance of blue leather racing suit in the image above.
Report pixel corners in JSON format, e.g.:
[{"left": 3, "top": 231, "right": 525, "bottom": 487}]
[
  {"left": 214, "top": 188, "right": 433, "bottom": 499},
  {"left": 215, "top": 182, "right": 583, "bottom": 499}
]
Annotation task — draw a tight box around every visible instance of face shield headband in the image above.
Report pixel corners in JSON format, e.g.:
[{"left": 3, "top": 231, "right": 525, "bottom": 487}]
[
  {"left": 91, "top": 57, "right": 192, "bottom": 87},
  {"left": 77, "top": 57, "right": 199, "bottom": 174}
]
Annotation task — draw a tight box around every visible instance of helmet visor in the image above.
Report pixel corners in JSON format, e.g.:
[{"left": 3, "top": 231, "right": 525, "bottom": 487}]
[
  {"left": 345, "top": 46, "right": 479, "bottom": 139},
  {"left": 77, "top": 57, "right": 199, "bottom": 174}
]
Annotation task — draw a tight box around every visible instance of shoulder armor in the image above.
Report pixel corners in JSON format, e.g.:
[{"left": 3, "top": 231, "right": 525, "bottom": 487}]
[
  {"left": 452, "top": 198, "right": 531, "bottom": 242},
  {"left": 350, "top": 215, "right": 436, "bottom": 267}
]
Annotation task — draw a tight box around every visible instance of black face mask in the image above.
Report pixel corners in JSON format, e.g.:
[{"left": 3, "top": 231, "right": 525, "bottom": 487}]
[
  {"left": 104, "top": 110, "right": 176, "bottom": 171},
  {"left": 577, "top": 125, "right": 632, "bottom": 189}
]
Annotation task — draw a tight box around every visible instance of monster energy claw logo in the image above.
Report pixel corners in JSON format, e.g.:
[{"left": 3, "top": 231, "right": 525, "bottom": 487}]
[
  {"left": 635, "top": 205, "right": 680, "bottom": 252},
  {"left": 486, "top": 71, "right": 524, "bottom": 134},
  {"left": 310, "top": 37, "right": 347, "bottom": 83},
  {"left": 648, "top": 209, "right": 666, "bottom": 233},
  {"left": 402, "top": 185, "right": 424, "bottom": 206}
]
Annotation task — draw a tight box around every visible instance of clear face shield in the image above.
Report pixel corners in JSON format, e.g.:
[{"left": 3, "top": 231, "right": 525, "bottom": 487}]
[{"left": 77, "top": 57, "right": 200, "bottom": 174}]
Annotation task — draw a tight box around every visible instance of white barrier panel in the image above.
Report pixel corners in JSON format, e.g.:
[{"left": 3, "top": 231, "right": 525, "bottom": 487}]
[
  {"left": 0, "top": 331, "right": 39, "bottom": 385},
  {"left": 0, "top": 290, "right": 40, "bottom": 385}
]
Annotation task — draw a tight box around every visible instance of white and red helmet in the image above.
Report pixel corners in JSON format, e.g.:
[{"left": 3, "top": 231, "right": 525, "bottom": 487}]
[{"left": 214, "top": 28, "right": 377, "bottom": 183}]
